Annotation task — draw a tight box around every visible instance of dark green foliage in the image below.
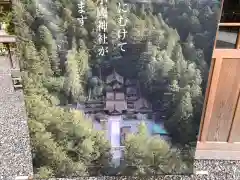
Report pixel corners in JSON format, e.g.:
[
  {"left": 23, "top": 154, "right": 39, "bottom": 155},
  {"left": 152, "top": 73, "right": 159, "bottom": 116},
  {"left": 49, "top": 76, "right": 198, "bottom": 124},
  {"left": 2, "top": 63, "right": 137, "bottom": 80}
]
[
  {"left": 13, "top": 0, "right": 220, "bottom": 177},
  {"left": 0, "top": 5, "right": 15, "bottom": 34},
  {"left": 122, "top": 122, "right": 191, "bottom": 175},
  {"left": 14, "top": 0, "right": 111, "bottom": 178},
  {"left": 156, "top": 0, "right": 221, "bottom": 65}
]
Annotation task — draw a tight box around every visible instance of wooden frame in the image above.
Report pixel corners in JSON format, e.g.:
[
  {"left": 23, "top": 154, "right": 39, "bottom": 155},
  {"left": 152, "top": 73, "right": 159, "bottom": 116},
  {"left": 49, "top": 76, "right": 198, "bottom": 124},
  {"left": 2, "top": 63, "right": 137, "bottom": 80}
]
[
  {"left": 196, "top": 21, "right": 240, "bottom": 160},
  {"left": 197, "top": 0, "right": 224, "bottom": 143}
]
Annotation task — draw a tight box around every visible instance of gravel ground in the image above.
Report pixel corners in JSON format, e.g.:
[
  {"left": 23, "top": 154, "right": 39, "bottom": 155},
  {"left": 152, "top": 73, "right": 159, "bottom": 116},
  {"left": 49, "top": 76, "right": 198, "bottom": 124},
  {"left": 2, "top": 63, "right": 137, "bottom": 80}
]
[
  {"left": 0, "top": 56, "right": 33, "bottom": 180},
  {"left": 44, "top": 160, "right": 240, "bottom": 180},
  {"left": 1, "top": 55, "right": 240, "bottom": 180}
]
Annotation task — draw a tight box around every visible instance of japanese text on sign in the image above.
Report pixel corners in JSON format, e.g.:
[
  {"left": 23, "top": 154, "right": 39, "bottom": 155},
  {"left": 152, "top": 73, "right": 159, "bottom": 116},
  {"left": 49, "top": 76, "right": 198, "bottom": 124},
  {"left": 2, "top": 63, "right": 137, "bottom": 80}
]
[
  {"left": 77, "top": 0, "right": 87, "bottom": 26},
  {"left": 117, "top": 2, "right": 129, "bottom": 52},
  {"left": 96, "top": 0, "right": 108, "bottom": 56}
]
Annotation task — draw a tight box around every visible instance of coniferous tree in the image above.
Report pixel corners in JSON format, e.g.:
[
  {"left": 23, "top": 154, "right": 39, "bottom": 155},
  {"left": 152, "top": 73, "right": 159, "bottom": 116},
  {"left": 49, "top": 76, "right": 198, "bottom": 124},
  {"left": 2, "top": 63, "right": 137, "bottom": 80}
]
[
  {"left": 122, "top": 122, "right": 188, "bottom": 175},
  {"left": 13, "top": 0, "right": 220, "bottom": 177}
]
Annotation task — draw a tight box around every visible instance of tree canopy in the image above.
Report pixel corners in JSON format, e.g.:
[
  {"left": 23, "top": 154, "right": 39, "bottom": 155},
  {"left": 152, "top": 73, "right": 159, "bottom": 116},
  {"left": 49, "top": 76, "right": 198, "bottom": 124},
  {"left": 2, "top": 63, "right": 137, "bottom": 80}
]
[{"left": 12, "top": 0, "right": 220, "bottom": 177}]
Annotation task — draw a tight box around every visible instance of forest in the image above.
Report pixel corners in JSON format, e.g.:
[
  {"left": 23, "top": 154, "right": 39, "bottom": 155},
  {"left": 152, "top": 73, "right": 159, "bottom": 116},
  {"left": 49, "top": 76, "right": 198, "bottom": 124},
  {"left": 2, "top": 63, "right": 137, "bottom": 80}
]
[{"left": 9, "top": 0, "right": 221, "bottom": 178}]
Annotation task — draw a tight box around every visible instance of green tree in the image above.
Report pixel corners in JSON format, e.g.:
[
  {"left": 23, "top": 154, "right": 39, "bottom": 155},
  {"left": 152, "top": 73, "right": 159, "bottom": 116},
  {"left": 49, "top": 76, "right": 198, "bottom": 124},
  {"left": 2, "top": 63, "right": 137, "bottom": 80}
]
[
  {"left": 14, "top": 0, "right": 112, "bottom": 178},
  {"left": 122, "top": 122, "right": 186, "bottom": 175},
  {"left": 63, "top": 49, "right": 84, "bottom": 103},
  {"left": 38, "top": 25, "right": 60, "bottom": 75},
  {"left": 14, "top": 0, "right": 213, "bottom": 176}
]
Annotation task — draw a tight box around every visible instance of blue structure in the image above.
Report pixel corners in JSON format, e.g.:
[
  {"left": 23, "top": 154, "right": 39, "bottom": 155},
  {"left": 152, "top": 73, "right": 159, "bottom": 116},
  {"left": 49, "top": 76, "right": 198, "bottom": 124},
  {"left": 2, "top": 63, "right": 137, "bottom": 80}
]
[
  {"left": 123, "top": 119, "right": 167, "bottom": 135},
  {"left": 91, "top": 115, "right": 169, "bottom": 166},
  {"left": 92, "top": 116, "right": 168, "bottom": 138},
  {"left": 152, "top": 123, "right": 168, "bottom": 135},
  {"left": 92, "top": 116, "right": 168, "bottom": 134},
  {"left": 76, "top": 71, "right": 170, "bottom": 166}
]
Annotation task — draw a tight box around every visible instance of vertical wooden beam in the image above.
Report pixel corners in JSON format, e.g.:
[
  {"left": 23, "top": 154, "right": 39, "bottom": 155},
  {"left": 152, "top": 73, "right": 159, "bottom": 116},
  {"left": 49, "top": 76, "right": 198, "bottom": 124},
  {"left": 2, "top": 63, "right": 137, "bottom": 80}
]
[
  {"left": 213, "top": 0, "right": 225, "bottom": 49},
  {"left": 198, "top": 0, "right": 225, "bottom": 141},
  {"left": 200, "top": 56, "right": 223, "bottom": 142},
  {"left": 198, "top": 58, "right": 215, "bottom": 141},
  {"left": 220, "top": 0, "right": 225, "bottom": 22},
  {"left": 228, "top": 88, "right": 240, "bottom": 143},
  {"left": 235, "top": 28, "right": 240, "bottom": 49}
]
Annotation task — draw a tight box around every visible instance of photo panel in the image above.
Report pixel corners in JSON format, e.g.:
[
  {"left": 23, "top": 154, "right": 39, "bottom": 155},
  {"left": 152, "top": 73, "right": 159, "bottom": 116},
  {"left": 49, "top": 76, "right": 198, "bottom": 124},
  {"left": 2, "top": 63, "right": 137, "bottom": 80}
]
[{"left": 13, "top": 0, "right": 222, "bottom": 178}]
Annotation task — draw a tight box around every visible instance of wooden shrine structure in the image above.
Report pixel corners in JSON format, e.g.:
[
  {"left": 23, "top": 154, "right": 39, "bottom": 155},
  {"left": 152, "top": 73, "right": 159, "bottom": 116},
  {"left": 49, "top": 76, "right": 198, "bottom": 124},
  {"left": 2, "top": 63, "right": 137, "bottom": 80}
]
[{"left": 195, "top": 0, "right": 240, "bottom": 160}]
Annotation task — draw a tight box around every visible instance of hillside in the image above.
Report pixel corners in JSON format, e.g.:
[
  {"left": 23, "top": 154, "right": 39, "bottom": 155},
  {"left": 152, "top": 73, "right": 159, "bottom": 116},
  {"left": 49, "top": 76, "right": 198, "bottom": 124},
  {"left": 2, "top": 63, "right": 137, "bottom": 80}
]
[{"left": 12, "top": 0, "right": 220, "bottom": 178}]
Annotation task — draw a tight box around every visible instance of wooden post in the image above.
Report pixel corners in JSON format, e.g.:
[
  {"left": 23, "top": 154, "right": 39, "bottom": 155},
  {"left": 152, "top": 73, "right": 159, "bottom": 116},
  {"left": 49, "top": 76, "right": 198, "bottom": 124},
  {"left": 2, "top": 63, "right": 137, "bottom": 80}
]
[{"left": 236, "top": 28, "right": 240, "bottom": 49}]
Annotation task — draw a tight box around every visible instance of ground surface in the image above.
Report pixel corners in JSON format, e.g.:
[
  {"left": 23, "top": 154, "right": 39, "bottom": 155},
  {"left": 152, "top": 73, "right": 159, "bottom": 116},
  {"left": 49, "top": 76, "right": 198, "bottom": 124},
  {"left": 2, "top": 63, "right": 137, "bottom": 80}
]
[{"left": 0, "top": 55, "right": 33, "bottom": 180}]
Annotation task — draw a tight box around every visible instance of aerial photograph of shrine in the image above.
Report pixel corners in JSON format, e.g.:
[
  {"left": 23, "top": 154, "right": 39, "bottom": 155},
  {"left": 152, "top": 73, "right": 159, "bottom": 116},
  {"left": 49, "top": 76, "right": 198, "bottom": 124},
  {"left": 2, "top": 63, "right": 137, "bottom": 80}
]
[{"left": 9, "top": 0, "right": 222, "bottom": 178}]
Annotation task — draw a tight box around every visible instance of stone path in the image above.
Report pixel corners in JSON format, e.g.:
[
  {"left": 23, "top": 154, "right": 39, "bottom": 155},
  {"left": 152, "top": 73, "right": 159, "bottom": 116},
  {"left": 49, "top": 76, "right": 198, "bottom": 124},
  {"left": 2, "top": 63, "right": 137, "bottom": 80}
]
[{"left": 0, "top": 55, "right": 33, "bottom": 180}]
